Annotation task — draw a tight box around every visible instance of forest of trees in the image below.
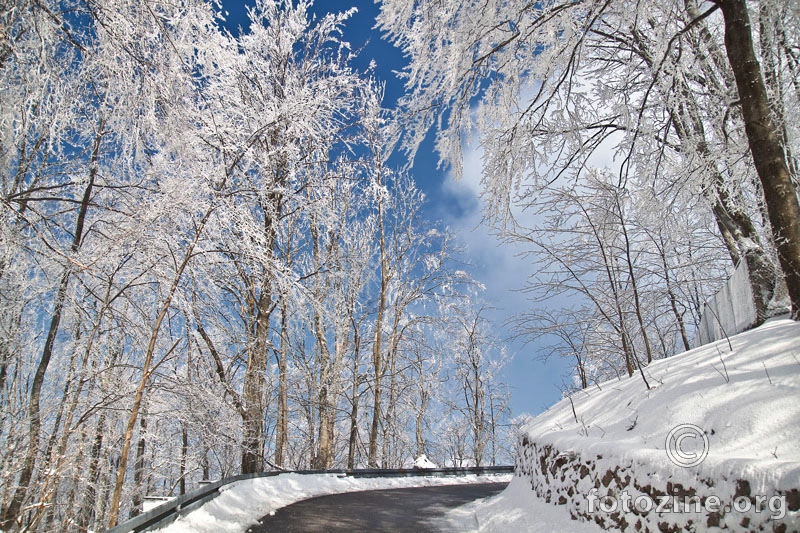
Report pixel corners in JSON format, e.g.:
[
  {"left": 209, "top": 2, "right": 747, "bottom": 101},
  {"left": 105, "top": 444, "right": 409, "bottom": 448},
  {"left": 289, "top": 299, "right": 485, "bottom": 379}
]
[
  {"left": 378, "top": 0, "right": 799, "bottom": 388},
  {"left": 3, "top": 0, "right": 799, "bottom": 530},
  {"left": 0, "top": 1, "right": 513, "bottom": 530}
]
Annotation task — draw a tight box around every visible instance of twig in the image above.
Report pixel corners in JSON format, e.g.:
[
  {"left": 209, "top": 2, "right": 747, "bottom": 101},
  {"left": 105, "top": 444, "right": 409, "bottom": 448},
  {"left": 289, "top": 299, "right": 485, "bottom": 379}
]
[
  {"left": 762, "top": 361, "right": 773, "bottom": 385},
  {"left": 703, "top": 300, "right": 733, "bottom": 352},
  {"left": 568, "top": 395, "right": 578, "bottom": 424},
  {"left": 711, "top": 346, "right": 730, "bottom": 383}
]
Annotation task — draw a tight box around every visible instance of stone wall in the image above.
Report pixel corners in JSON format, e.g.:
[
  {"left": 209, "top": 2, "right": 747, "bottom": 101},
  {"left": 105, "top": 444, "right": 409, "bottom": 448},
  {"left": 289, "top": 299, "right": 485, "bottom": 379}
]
[{"left": 515, "top": 436, "right": 799, "bottom": 533}]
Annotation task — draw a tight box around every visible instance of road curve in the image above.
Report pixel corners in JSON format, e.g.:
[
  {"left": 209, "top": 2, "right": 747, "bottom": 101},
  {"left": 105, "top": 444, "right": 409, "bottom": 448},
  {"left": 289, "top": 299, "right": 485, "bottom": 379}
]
[{"left": 246, "top": 481, "right": 507, "bottom": 532}]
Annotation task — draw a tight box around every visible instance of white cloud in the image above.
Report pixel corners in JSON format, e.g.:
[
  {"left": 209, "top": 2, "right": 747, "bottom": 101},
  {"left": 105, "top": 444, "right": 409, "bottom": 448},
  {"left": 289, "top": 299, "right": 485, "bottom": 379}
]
[
  {"left": 437, "top": 124, "right": 624, "bottom": 417},
  {"left": 438, "top": 142, "right": 572, "bottom": 416}
]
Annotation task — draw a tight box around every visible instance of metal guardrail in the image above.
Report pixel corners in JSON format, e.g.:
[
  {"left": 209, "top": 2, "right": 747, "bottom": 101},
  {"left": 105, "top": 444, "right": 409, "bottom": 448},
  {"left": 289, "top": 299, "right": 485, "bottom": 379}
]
[{"left": 106, "top": 465, "right": 514, "bottom": 533}]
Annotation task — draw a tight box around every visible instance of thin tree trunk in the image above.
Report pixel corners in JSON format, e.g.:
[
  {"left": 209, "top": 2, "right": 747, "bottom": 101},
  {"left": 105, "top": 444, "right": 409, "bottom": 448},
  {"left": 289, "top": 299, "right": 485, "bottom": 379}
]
[
  {"left": 32, "top": 281, "right": 120, "bottom": 529},
  {"left": 615, "top": 198, "right": 654, "bottom": 364},
  {"left": 310, "top": 220, "right": 336, "bottom": 471},
  {"left": 347, "top": 319, "right": 361, "bottom": 470},
  {"left": 3, "top": 251, "right": 70, "bottom": 531},
  {"left": 658, "top": 238, "right": 692, "bottom": 352},
  {"left": 106, "top": 204, "right": 214, "bottom": 528},
  {"left": 415, "top": 392, "right": 427, "bottom": 458},
  {"left": 180, "top": 425, "right": 188, "bottom": 495},
  {"left": 670, "top": 94, "right": 777, "bottom": 322},
  {"left": 76, "top": 413, "right": 105, "bottom": 531},
  {"left": 368, "top": 191, "right": 389, "bottom": 467},
  {"left": 27, "top": 324, "right": 82, "bottom": 531},
  {"left": 472, "top": 360, "right": 485, "bottom": 467},
  {"left": 274, "top": 303, "right": 289, "bottom": 468},
  {"left": 0, "top": 310, "right": 21, "bottom": 408},
  {"left": 382, "top": 337, "right": 399, "bottom": 468},
  {"left": 414, "top": 347, "right": 428, "bottom": 459},
  {"left": 76, "top": 341, "right": 121, "bottom": 531}
]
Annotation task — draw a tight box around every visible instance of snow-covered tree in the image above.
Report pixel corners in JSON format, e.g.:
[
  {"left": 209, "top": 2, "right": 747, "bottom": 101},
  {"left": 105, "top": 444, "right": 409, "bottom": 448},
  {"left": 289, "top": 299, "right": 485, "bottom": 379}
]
[
  {"left": 377, "top": 0, "right": 800, "bottom": 318},
  {"left": 0, "top": 1, "right": 518, "bottom": 529}
]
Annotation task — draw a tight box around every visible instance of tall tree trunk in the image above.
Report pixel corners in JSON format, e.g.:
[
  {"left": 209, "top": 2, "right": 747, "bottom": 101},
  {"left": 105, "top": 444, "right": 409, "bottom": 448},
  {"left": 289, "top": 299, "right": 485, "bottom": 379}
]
[
  {"left": 472, "top": 361, "right": 485, "bottom": 467},
  {"left": 381, "top": 338, "right": 399, "bottom": 468},
  {"left": 76, "top": 413, "right": 105, "bottom": 531},
  {"left": 414, "top": 347, "right": 429, "bottom": 459},
  {"left": 346, "top": 320, "right": 361, "bottom": 470},
  {"left": 415, "top": 393, "right": 427, "bottom": 459},
  {"left": 180, "top": 425, "right": 188, "bottom": 495},
  {"left": 33, "top": 282, "right": 119, "bottom": 529},
  {"left": 313, "top": 323, "right": 333, "bottom": 471},
  {"left": 274, "top": 303, "right": 289, "bottom": 468},
  {"left": 313, "top": 388, "right": 332, "bottom": 469},
  {"left": 130, "top": 415, "right": 147, "bottom": 518},
  {"left": 28, "top": 324, "right": 82, "bottom": 531},
  {"left": 76, "top": 342, "right": 120, "bottom": 531},
  {"left": 717, "top": 0, "right": 800, "bottom": 319},
  {"left": 666, "top": 5, "right": 779, "bottom": 322},
  {"left": 368, "top": 192, "right": 389, "bottom": 467},
  {"left": 616, "top": 198, "right": 654, "bottom": 364},
  {"left": 758, "top": 2, "right": 797, "bottom": 180},
  {"left": 241, "top": 189, "right": 282, "bottom": 474},
  {"left": 241, "top": 289, "right": 271, "bottom": 474},
  {"left": 309, "top": 219, "right": 337, "bottom": 471}
]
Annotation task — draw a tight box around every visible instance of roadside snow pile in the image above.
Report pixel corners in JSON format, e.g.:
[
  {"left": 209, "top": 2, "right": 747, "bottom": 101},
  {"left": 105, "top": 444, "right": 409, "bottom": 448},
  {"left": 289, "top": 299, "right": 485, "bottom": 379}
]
[
  {"left": 510, "top": 317, "right": 800, "bottom": 532},
  {"left": 156, "top": 472, "right": 511, "bottom": 533},
  {"left": 414, "top": 454, "right": 438, "bottom": 469},
  {"left": 442, "top": 475, "right": 606, "bottom": 532}
]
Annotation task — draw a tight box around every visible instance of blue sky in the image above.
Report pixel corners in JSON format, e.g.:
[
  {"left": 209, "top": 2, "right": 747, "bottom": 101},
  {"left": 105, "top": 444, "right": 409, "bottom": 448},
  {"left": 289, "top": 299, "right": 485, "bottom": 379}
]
[{"left": 220, "top": 0, "right": 574, "bottom": 418}]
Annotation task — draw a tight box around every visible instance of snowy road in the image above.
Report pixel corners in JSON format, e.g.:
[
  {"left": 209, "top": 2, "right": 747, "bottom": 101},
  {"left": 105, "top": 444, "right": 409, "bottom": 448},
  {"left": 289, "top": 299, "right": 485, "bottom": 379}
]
[{"left": 244, "top": 482, "right": 508, "bottom": 532}]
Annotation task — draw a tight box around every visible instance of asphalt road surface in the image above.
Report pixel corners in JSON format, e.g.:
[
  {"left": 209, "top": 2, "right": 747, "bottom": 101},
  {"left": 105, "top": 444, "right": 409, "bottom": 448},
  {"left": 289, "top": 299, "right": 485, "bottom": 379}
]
[{"left": 246, "top": 481, "right": 508, "bottom": 532}]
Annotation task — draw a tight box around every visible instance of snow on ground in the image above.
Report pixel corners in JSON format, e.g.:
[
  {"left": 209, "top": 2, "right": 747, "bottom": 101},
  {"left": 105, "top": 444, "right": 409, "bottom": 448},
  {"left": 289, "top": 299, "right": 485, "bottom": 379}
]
[
  {"left": 523, "top": 317, "right": 800, "bottom": 489},
  {"left": 156, "top": 472, "right": 512, "bottom": 533},
  {"left": 441, "top": 476, "right": 605, "bottom": 532}
]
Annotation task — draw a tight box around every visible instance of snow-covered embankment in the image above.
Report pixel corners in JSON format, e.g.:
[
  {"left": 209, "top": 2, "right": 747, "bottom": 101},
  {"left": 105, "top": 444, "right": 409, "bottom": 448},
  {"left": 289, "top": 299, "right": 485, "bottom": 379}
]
[{"left": 515, "top": 318, "right": 799, "bottom": 532}]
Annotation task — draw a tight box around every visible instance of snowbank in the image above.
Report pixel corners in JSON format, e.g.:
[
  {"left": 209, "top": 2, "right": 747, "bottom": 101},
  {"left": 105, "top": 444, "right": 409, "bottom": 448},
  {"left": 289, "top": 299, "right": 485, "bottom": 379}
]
[
  {"left": 414, "top": 454, "right": 439, "bottom": 469},
  {"left": 441, "top": 475, "right": 606, "bottom": 532},
  {"left": 156, "top": 472, "right": 511, "bottom": 533},
  {"left": 512, "top": 318, "right": 800, "bottom": 532}
]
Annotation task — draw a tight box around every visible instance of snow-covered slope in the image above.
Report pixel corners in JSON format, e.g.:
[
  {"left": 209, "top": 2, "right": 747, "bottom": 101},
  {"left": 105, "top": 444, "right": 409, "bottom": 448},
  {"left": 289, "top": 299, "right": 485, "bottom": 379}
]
[
  {"left": 448, "top": 318, "right": 800, "bottom": 532},
  {"left": 527, "top": 317, "right": 799, "bottom": 482}
]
